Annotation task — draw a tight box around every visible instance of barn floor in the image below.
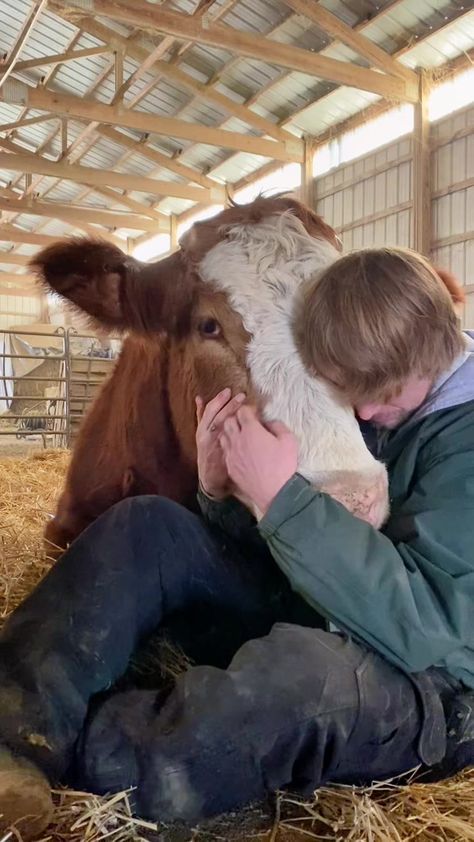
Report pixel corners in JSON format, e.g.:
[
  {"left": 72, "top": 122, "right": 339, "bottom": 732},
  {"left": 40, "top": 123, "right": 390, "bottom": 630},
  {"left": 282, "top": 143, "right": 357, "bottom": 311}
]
[{"left": 0, "top": 450, "right": 473, "bottom": 842}]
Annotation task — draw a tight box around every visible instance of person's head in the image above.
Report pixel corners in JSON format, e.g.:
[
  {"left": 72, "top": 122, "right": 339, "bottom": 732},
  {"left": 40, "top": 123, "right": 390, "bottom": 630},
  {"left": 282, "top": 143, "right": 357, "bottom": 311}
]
[{"left": 296, "top": 247, "right": 465, "bottom": 429}]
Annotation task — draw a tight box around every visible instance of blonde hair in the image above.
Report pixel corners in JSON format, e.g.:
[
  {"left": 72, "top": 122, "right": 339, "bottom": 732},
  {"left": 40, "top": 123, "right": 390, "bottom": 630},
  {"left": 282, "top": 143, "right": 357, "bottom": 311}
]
[{"left": 296, "top": 247, "right": 464, "bottom": 404}]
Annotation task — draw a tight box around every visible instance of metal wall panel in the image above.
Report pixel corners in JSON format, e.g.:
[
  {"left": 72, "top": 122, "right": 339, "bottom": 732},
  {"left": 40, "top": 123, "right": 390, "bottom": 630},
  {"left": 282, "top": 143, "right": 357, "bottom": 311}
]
[
  {"left": 314, "top": 137, "right": 413, "bottom": 252},
  {"left": 0, "top": 295, "right": 42, "bottom": 331},
  {"left": 314, "top": 106, "right": 473, "bottom": 327},
  {"left": 431, "top": 104, "right": 474, "bottom": 328}
]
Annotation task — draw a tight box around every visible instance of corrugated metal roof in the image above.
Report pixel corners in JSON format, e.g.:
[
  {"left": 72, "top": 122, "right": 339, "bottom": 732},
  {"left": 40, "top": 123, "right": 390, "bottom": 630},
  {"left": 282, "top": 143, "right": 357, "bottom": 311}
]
[{"left": 0, "top": 0, "right": 473, "bottom": 262}]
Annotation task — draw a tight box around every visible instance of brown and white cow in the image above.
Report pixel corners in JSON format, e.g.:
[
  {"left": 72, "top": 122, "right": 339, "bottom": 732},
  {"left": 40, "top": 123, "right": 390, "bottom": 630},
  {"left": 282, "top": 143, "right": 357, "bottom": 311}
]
[{"left": 32, "top": 197, "right": 390, "bottom": 555}]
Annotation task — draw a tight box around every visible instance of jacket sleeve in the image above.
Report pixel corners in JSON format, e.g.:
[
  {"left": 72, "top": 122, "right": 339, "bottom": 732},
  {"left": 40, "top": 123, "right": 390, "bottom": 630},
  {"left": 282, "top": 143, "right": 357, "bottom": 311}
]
[
  {"left": 197, "top": 486, "right": 262, "bottom": 548},
  {"left": 258, "top": 449, "right": 474, "bottom": 674}
]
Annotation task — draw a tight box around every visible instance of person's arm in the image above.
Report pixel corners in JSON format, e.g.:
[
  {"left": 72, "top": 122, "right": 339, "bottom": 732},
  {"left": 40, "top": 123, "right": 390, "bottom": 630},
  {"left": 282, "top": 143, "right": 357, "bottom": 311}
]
[{"left": 258, "top": 447, "right": 474, "bottom": 674}]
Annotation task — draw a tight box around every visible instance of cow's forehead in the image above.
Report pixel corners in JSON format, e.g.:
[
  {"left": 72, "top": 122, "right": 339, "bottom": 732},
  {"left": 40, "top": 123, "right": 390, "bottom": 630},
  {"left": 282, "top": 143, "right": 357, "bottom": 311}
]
[
  {"left": 180, "top": 197, "right": 341, "bottom": 263},
  {"left": 197, "top": 210, "right": 339, "bottom": 336}
]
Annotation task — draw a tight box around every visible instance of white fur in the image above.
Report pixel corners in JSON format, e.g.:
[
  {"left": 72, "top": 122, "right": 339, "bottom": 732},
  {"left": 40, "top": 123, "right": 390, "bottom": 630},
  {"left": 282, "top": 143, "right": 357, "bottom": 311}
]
[{"left": 199, "top": 211, "right": 388, "bottom": 518}]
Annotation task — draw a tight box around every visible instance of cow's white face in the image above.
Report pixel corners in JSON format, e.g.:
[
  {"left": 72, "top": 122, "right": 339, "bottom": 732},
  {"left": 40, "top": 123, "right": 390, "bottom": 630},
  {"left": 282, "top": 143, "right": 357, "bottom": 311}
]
[{"left": 199, "top": 211, "right": 389, "bottom": 528}]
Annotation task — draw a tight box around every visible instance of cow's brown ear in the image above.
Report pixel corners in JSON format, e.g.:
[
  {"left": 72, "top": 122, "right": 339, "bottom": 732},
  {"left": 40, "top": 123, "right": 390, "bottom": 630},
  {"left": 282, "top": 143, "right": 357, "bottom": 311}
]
[{"left": 30, "top": 239, "right": 192, "bottom": 334}]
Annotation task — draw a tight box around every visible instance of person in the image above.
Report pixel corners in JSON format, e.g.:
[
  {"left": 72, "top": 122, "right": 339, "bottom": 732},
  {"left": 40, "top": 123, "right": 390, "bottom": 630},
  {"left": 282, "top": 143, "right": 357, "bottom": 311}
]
[{"left": 0, "top": 247, "right": 473, "bottom": 838}]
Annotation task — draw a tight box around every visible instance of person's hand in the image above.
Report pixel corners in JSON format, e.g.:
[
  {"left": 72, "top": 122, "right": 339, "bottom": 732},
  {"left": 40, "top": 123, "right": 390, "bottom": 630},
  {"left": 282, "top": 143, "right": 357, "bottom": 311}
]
[
  {"left": 219, "top": 405, "right": 298, "bottom": 516},
  {"left": 196, "top": 388, "right": 246, "bottom": 499}
]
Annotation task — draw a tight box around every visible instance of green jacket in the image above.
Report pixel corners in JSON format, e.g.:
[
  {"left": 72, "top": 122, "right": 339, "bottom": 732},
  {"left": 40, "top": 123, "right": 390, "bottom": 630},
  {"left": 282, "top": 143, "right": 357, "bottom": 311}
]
[{"left": 199, "top": 397, "right": 474, "bottom": 688}]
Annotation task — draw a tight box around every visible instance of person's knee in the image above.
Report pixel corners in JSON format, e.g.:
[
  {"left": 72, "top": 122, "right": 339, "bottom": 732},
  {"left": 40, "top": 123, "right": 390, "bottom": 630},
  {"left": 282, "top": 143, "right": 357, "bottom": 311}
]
[
  {"left": 230, "top": 626, "right": 367, "bottom": 716},
  {"left": 103, "top": 495, "right": 192, "bottom": 537}
]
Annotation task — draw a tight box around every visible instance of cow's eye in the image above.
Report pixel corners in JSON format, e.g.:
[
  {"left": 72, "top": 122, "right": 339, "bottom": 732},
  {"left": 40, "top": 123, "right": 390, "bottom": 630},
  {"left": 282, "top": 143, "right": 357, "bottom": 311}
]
[{"left": 198, "top": 318, "right": 221, "bottom": 338}]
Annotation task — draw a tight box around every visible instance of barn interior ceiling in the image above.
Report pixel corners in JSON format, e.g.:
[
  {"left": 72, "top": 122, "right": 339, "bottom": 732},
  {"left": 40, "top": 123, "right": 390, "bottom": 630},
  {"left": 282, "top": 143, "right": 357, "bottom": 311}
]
[{"left": 0, "top": 0, "right": 473, "bottom": 297}]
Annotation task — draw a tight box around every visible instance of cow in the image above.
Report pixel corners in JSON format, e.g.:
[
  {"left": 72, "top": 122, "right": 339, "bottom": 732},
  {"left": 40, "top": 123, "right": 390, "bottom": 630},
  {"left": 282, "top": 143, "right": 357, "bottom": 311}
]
[{"left": 32, "top": 196, "right": 394, "bottom": 556}]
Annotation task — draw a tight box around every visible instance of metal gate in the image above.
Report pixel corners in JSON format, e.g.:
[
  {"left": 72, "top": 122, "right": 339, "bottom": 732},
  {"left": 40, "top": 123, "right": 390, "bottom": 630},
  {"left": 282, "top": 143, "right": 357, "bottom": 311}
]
[
  {"left": 0, "top": 328, "right": 118, "bottom": 450},
  {"left": 0, "top": 327, "right": 69, "bottom": 449}
]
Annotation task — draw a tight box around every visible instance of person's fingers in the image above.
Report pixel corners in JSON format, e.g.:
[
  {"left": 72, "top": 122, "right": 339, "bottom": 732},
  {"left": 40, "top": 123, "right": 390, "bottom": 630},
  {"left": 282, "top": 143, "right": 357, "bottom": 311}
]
[
  {"left": 236, "top": 404, "right": 258, "bottom": 426},
  {"left": 200, "top": 388, "right": 232, "bottom": 430},
  {"left": 210, "top": 393, "right": 246, "bottom": 431},
  {"left": 265, "top": 419, "right": 292, "bottom": 438},
  {"left": 195, "top": 395, "right": 204, "bottom": 424},
  {"left": 223, "top": 415, "right": 241, "bottom": 437}
]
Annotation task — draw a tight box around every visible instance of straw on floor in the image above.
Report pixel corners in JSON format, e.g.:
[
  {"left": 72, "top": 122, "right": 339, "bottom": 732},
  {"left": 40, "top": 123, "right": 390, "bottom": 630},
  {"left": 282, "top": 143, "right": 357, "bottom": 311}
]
[{"left": 0, "top": 450, "right": 472, "bottom": 841}]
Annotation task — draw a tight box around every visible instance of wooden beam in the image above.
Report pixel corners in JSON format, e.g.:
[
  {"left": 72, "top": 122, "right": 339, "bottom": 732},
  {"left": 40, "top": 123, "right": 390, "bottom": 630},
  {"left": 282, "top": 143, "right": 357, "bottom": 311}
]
[
  {"left": 0, "top": 151, "right": 226, "bottom": 203},
  {"left": 50, "top": 0, "right": 418, "bottom": 102},
  {"left": 0, "top": 284, "right": 39, "bottom": 297},
  {"left": 283, "top": 0, "right": 416, "bottom": 85},
  {"left": 0, "top": 132, "right": 170, "bottom": 227},
  {"left": 97, "top": 127, "right": 217, "bottom": 190},
  {"left": 170, "top": 214, "right": 178, "bottom": 251},
  {"left": 91, "top": 186, "right": 167, "bottom": 224},
  {"left": 0, "top": 223, "right": 129, "bottom": 248},
  {"left": 0, "top": 272, "right": 37, "bottom": 286},
  {"left": 0, "top": 252, "right": 30, "bottom": 265},
  {"left": 0, "top": 197, "right": 164, "bottom": 232},
  {"left": 0, "top": 0, "right": 48, "bottom": 90},
  {"left": 0, "top": 113, "right": 59, "bottom": 133},
  {"left": 300, "top": 137, "right": 315, "bottom": 206},
  {"left": 0, "top": 84, "right": 302, "bottom": 161},
  {"left": 0, "top": 45, "right": 113, "bottom": 76},
  {"left": 52, "top": 17, "right": 299, "bottom": 145},
  {"left": 413, "top": 71, "right": 431, "bottom": 256}
]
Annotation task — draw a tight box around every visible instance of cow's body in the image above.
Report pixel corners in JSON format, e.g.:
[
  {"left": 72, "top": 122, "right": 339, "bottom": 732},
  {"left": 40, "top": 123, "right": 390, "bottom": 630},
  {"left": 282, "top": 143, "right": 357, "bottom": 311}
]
[{"left": 33, "top": 197, "right": 393, "bottom": 554}]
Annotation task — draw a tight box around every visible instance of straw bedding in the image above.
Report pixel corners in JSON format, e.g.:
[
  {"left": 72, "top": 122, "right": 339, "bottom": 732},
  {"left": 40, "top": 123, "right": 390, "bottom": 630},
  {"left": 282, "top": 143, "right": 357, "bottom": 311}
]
[{"left": 0, "top": 450, "right": 472, "bottom": 841}]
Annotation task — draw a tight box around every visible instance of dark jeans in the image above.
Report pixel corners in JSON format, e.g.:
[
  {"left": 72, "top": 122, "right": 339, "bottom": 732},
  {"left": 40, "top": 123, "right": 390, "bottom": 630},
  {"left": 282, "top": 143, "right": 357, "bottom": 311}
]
[{"left": 0, "top": 496, "right": 462, "bottom": 821}]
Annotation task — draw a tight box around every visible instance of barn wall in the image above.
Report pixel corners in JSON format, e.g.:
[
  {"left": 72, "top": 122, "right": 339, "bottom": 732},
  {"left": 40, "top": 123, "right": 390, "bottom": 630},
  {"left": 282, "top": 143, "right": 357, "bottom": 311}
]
[
  {"left": 0, "top": 294, "right": 43, "bottom": 330},
  {"left": 313, "top": 103, "right": 474, "bottom": 328},
  {"left": 431, "top": 104, "right": 474, "bottom": 327}
]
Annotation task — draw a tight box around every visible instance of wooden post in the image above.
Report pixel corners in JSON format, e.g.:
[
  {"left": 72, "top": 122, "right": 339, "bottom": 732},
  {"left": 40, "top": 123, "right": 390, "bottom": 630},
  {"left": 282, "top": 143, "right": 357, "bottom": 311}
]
[
  {"left": 114, "top": 49, "right": 124, "bottom": 96},
  {"left": 170, "top": 214, "right": 178, "bottom": 251},
  {"left": 300, "top": 137, "right": 315, "bottom": 207},
  {"left": 413, "top": 71, "right": 431, "bottom": 256}
]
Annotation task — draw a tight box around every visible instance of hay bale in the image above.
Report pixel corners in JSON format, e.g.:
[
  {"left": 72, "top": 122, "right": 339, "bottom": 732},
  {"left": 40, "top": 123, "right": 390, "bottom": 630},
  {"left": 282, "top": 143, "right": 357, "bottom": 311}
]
[{"left": 0, "top": 451, "right": 472, "bottom": 841}]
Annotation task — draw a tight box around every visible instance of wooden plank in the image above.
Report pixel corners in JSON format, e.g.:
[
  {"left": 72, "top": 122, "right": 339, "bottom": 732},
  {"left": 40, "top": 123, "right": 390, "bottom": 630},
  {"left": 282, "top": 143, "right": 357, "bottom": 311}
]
[
  {"left": 0, "top": 0, "right": 48, "bottom": 90},
  {"left": 413, "top": 71, "right": 431, "bottom": 256},
  {"left": 0, "top": 151, "right": 226, "bottom": 203},
  {"left": 0, "top": 85, "right": 302, "bottom": 161},
  {"left": 49, "top": 0, "right": 418, "bottom": 101},
  {"left": 284, "top": 0, "right": 416, "bottom": 84},
  {"left": 0, "top": 198, "right": 162, "bottom": 232},
  {"left": 0, "top": 45, "right": 113, "bottom": 76}
]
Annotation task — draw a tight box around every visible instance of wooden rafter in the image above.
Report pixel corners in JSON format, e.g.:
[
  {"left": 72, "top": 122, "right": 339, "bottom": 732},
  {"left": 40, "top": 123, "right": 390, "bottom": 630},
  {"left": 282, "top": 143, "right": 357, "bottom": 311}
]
[
  {"left": 283, "top": 0, "right": 416, "bottom": 85},
  {"left": 0, "top": 152, "right": 226, "bottom": 203},
  {"left": 0, "top": 85, "right": 303, "bottom": 161},
  {"left": 0, "top": 197, "right": 165, "bottom": 232},
  {"left": 48, "top": 0, "right": 419, "bottom": 102},
  {"left": 0, "top": 113, "right": 59, "bottom": 132},
  {"left": 0, "top": 0, "right": 48, "bottom": 90},
  {"left": 54, "top": 17, "right": 299, "bottom": 145},
  {"left": 0, "top": 252, "right": 30, "bottom": 265},
  {"left": 0, "top": 45, "right": 113, "bottom": 78},
  {"left": 97, "top": 127, "right": 219, "bottom": 190},
  {"left": 413, "top": 71, "right": 431, "bottom": 256},
  {"left": 0, "top": 223, "right": 126, "bottom": 248}
]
